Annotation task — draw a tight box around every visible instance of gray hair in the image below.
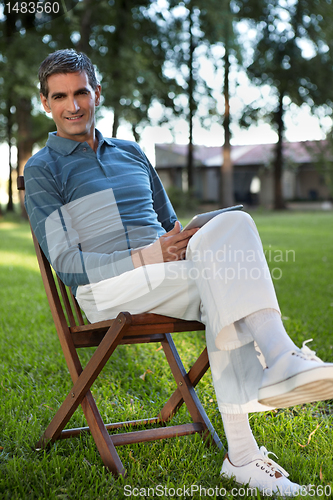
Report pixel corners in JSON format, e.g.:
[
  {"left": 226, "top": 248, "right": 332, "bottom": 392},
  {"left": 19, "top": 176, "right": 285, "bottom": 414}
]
[{"left": 38, "top": 49, "right": 99, "bottom": 97}]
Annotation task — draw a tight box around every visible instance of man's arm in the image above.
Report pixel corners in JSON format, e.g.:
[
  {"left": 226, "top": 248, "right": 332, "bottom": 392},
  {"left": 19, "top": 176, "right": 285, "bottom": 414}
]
[
  {"left": 131, "top": 221, "right": 198, "bottom": 268},
  {"left": 129, "top": 147, "right": 198, "bottom": 267},
  {"left": 24, "top": 162, "right": 135, "bottom": 290},
  {"left": 138, "top": 147, "right": 178, "bottom": 233}
]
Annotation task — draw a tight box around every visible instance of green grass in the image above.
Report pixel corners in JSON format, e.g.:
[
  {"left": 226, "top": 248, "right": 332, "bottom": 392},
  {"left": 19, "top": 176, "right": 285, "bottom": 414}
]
[{"left": 0, "top": 211, "right": 333, "bottom": 499}]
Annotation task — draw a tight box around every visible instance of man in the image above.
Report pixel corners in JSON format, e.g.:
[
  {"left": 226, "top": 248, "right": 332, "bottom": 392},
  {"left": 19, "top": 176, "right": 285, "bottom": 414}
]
[{"left": 24, "top": 49, "right": 333, "bottom": 495}]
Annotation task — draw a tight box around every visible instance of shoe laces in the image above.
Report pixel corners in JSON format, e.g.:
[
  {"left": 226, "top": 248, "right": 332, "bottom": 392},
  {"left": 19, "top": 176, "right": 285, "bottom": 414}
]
[
  {"left": 295, "top": 339, "right": 323, "bottom": 363},
  {"left": 256, "top": 446, "right": 289, "bottom": 478}
]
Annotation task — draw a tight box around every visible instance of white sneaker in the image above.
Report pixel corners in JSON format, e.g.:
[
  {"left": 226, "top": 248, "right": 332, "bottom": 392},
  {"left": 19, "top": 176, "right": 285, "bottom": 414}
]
[
  {"left": 221, "top": 446, "right": 304, "bottom": 497},
  {"left": 258, "top": 340, "right": 333, "bottom": 408}
]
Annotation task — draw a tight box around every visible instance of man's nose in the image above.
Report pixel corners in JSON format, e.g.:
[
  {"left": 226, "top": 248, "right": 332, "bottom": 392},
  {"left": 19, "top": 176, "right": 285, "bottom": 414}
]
[{"left": 68, "top": 97, "right": 80, "bottom": 113}]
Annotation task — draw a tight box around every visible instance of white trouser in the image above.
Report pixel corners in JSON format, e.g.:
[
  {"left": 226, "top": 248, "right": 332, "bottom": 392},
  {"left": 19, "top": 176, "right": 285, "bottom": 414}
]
[{"left": 76, "top": 211, "right": 279, "bottom": 414}]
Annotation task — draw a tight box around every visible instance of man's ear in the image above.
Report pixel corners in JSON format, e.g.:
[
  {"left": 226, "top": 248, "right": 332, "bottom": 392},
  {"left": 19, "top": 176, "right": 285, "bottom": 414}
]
[
  {"left": 40, "top": 93, "right": 51, "bottom": 113},
  {"left": 94, "top": 85, "right": 102, "bottom": 106}
]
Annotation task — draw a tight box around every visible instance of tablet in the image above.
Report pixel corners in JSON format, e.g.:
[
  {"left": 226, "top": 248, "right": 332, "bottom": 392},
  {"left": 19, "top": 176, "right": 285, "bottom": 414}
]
[{"left": 182, "top": 205, "right": 244, "bottom": 231}]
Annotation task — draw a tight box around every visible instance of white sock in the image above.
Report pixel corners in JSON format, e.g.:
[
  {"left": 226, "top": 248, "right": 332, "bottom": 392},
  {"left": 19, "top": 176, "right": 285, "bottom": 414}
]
[
  {"left": 222, "top": 413, "right": 260, "bottom": 466},
  {"left": 244, "top": 308, "right": 297, "bottom": 367}
]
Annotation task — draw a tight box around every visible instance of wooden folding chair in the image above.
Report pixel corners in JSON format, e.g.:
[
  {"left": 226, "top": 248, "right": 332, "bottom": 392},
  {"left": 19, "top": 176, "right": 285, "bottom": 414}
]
[{"left": 18, "top": 175, "right": 223, "bottom": 476}]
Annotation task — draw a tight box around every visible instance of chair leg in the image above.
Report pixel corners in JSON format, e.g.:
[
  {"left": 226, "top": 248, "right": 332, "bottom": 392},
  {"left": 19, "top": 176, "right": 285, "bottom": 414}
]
[
  {"left": 81, "top": 392, "right": 126, "bottom": 475},
  {"left": 159, "top": 347, "right": 210, "bottom": 420},
  {"left": 36, "top": 312, "right": 131, "bottom": 475},
  {"left": 159, "top": 333, "right": 223, "bottom": 450}
]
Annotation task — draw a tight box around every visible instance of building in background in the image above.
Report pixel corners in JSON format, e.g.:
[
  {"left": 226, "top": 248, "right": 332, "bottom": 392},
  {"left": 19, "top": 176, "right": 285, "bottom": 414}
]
[{"left": 155, "top": 141, "right": 332, "bottom": 207}]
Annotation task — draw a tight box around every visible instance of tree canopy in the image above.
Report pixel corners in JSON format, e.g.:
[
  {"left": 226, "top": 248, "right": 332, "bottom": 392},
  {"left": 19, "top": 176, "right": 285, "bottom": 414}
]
[
  {"left": 238, "top": 0, "right": 333, "bottom": 208},
  {"left": 0, "top": 0, "right": 333, "bottom": 213}
]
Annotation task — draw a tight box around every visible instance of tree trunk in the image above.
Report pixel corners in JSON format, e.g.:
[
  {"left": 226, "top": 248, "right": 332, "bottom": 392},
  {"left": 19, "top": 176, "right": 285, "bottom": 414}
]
[
  {"left": 274, "top": 92, "right": 286, "bottom": 210},
  {"left": 6, "top": 103, "right": 14, "bottom": 212},
  {"left": 220, "top": 25, "right": 234, "bottom": 208},
  {"left": 108, "top": 0, "right": 129, "bottom": 140},
  {"left": 112, "top": 110, "right": 119, "bottom": 138},
  {"left": 7, "top": 149, "right": 14, "bottom": 212},
  {"left": 131, "top": 124, "right": 140, "bottom": 143},
  {"left": 187, "top": 5, "right": 195, "bottom": 192},
  {"left": 17, "top": 97, "right": 34, "bottom": 218},
  {"left": 77, "top": 0, "right": 93, "bottom": 53}
]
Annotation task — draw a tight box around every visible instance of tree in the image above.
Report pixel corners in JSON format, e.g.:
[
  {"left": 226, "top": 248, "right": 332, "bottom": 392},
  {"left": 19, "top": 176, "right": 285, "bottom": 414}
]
[
  {"left": 0, "top": 0, "right": 183, "bottom": 217},
  {"left": 0, "top": 1, "right": 69, "bottom": 215},
  {"left": 240, "top": 0, "right": 333, "bottom": 209},
  {"left": 164, "top": 1, "right": 199, "bottom": 192},
  {"left": 67, "top": 0, "right": 181, "bottom": 141},
  {"left": 162, "top": 1, "right": 227, "bottom": 196},
  {"left": 164, "top": 0, "right": 249, "bottom": 206},
  {"left": 199, "top": 0, "right": 242, "bottom": 207}
]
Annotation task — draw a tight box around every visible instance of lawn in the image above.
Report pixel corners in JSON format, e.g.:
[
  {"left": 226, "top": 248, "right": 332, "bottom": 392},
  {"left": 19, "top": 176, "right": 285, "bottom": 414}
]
[{"left": 0, "top": 210, "right": 333, "bottom": 499}]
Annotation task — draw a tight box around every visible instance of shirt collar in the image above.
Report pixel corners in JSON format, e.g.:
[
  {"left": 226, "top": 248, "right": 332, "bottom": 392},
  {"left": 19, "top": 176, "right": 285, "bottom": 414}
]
[{"left": 46, "top": 129, "right": 116, "bottom": 155}]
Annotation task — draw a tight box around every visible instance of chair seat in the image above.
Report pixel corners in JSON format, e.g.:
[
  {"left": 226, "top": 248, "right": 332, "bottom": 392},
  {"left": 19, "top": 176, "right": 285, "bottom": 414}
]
[{"left": 70, "top": 313, "right": 205, "bottom": 347}]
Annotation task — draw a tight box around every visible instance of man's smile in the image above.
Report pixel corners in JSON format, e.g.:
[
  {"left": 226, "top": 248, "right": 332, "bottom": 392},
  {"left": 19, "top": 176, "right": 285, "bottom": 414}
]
[{"left": 65, "top": 115, "right": 84, "bottom": 121}]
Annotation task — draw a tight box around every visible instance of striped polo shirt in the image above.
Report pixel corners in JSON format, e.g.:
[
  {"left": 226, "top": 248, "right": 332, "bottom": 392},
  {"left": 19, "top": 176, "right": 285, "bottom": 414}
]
[{"left": 24, "top": 130, "right": 177, "bottom": 294}]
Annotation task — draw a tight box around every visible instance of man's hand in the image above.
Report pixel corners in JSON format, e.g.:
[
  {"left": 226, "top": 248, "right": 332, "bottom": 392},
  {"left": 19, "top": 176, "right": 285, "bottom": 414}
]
[{"left": 131, "top": 221, "right": 199, "bottom": 268}]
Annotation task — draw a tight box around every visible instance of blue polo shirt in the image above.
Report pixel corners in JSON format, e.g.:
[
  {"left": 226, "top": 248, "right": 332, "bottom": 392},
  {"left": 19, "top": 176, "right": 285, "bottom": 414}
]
[{"left": 24, "top": 130, "right": 177, "bottom": 294}]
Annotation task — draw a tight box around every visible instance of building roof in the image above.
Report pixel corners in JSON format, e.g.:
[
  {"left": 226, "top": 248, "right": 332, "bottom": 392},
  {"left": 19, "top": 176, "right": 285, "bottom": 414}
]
[{"left": 155, "top": 140, "right": 331, "bottom": 168}]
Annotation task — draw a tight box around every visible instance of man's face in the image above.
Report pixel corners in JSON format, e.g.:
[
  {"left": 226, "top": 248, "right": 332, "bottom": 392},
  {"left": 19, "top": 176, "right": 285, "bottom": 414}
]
[{"left": 40, "top": 71, "right": 101, "bottom": 145}]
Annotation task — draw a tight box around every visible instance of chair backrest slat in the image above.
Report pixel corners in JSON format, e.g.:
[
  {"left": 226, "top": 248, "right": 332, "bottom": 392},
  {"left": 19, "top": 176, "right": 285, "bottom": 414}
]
[
  {"left": 18, "top": 175, "right": 85, "bottom": 329},
  {"left": 56, "top": 276, "right": 78, "bottom": 328},
  {"left": 69, "top": 288, "right": 85, "bottom": 326}
]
